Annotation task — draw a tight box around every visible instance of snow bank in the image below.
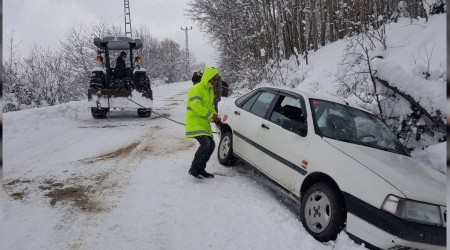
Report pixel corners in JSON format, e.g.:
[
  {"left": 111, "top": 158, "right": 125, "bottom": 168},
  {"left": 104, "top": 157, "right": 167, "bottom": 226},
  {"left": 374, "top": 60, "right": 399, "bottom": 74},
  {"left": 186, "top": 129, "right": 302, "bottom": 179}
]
[{"left": 373, "top": 58, "right": 446, "bottom": 114}]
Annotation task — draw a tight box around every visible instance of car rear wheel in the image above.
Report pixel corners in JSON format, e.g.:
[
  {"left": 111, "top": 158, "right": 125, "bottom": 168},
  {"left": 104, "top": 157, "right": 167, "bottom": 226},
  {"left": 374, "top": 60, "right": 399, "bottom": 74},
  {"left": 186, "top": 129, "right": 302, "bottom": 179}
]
[
  {"left": 300, "top": 182, "right": 346, "bottom": 242},
  {"left": 218, "top": 131, "right": 236, "bottom": 166}
]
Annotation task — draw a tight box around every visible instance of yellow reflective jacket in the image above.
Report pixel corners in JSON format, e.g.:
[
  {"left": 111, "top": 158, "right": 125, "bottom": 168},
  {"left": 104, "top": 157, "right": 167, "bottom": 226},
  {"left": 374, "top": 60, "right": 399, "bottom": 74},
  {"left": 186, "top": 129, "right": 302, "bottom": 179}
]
[{"left": 185, "top": 67, "right": 219, "bottom": 138}]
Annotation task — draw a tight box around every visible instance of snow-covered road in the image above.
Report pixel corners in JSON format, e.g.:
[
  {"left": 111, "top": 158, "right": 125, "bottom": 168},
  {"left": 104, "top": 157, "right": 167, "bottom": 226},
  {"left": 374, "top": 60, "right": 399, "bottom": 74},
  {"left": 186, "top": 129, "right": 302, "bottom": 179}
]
[{"left": 2, "top": 81, "right": 365, "bottom": 250}]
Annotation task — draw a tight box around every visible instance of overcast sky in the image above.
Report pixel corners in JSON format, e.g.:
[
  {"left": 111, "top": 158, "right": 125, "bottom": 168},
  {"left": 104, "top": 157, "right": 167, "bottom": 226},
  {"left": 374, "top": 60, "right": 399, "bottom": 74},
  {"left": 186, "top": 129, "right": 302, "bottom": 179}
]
[{"left": 4, "top": 0, "right": 218, "bottom": 67}]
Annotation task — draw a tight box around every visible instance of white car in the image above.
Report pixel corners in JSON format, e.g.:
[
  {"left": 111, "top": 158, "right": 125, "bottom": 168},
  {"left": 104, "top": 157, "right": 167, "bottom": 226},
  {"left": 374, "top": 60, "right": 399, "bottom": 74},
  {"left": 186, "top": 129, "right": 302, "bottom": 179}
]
[{"left": 216, "top": 87, "right": 446, "bottom": 250}]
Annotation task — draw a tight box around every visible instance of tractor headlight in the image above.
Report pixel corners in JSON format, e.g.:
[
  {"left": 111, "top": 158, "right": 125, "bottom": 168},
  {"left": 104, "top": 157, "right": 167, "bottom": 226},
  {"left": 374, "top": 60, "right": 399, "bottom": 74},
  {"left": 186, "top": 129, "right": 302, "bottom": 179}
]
[{"left": 381, "top": 195, "right": 445, "bottom": 227}]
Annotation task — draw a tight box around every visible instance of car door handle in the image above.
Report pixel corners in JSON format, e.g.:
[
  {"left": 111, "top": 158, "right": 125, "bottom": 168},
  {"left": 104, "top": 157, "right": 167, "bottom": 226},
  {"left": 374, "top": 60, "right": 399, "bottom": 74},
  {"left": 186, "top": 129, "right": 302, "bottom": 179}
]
[
  {"left": 261, "top": 123, "right": 270, "bottom": 129},
  {"left": 234, "top": 110, "right": 240, "bottom": 115}
]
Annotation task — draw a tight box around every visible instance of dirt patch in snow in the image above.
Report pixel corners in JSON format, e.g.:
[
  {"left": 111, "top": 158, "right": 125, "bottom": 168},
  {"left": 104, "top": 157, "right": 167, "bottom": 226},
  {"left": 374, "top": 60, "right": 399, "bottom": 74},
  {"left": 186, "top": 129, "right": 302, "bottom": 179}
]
[
  {"left": 68, "top": 242, "right": 83, "bottom": 250},
  {"left": 78, "top": 123, "right": 140, "bottom": 129},
  {"left": 10, "top": 192, "right": 26, "bottom": 200},
  {"left": 152, "top": 113, "right": 171, "bottom": 119},
  {"left": 42, "top": 172, "right": 118, "bottom": 213},
  {"left": 139, "top": 133, "right": 196, "bottom": 156},
  {"left": 152, "top": 125, "right": 162, "bottom": 130},
  {"left": 6, "top": 179, "right": 31, "bottom": 185},
  {"left": 93, "top": 172, "right": 110, "bottom": 184},
  {"left": 83, "top": 142, "right": 140, "bottom": 164},
  {"left": 45, "top": 186, "right": 102, "bottom": 212},
  {"left": 4, "top": 179, "right": 32, "bottom": 200},
  {"left": 4, "top": 174, "right": 111, "bottom": 213},
  {"left": 83, "top": 126, "right": 194, "bottom": 163},
  {"left": 46, "top": 187, "right": 85, "bottom": 205}
]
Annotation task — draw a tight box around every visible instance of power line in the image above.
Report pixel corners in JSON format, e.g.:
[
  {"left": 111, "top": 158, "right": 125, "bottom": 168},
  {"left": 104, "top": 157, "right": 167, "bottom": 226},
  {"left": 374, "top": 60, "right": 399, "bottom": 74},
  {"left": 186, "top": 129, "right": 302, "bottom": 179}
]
[{"left": 181, "top": 26, "right": 192, "bottom": 78}]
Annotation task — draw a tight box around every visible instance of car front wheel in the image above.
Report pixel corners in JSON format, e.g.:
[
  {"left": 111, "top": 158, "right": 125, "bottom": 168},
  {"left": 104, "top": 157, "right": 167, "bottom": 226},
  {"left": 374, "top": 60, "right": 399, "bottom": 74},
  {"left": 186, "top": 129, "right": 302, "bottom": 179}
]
[
  {"left": 300, "top": 182, "right": 346, "bottom": 242},
  {"left": 217, "top": 131, "right": 236, "bottom": 166}
]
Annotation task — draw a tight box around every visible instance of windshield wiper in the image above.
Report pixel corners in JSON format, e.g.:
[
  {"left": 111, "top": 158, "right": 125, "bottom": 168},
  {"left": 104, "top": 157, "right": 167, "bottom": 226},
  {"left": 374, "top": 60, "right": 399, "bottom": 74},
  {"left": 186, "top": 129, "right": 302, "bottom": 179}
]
[
  {"left": 337, "top": 139, "right": 406, "bottom": 156},
  {"left": 370, "top": 145, "right": 409, "bottom": 156}
]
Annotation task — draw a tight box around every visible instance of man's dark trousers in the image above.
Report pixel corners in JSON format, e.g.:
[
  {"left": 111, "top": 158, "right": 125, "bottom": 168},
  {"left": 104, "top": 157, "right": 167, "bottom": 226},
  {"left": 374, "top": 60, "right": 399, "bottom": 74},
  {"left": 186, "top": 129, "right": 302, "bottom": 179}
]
[{"left": 190, "top": 136, "right": 215, "bottom": 174}]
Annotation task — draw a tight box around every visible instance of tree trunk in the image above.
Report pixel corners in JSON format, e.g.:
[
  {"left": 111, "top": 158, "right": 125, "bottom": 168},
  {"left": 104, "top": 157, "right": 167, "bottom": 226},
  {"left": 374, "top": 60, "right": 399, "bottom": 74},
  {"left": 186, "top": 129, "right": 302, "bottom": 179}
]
[
  {"left": 310, "top": 0, "right": 319, "bottom": 51},
  {"left": 320, "top": 0, "right": 327, "bottom": 46},
  {"left": 328, "top": 0, "right": 335, "bottom": 42}
]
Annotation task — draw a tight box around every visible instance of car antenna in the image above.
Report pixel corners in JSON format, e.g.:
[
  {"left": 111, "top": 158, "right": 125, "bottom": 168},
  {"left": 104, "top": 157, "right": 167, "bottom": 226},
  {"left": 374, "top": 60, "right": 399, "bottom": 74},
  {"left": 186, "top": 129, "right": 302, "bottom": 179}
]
[{"left": 325, "top": 91, "right": 349, "bottom": 106}]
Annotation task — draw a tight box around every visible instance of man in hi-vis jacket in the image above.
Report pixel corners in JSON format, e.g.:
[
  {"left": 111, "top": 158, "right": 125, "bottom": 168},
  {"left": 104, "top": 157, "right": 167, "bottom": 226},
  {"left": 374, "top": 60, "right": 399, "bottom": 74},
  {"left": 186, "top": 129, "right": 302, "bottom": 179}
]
[{"left": 185, "top": 67, "right": 222, "bottom": 179}]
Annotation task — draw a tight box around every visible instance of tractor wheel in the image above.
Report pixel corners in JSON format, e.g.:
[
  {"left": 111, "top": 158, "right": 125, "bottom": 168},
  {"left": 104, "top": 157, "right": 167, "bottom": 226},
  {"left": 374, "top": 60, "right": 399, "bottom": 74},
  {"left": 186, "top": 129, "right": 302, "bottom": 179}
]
[
  {"left": 137, "top": 108, "right": 152, "bottom": 117},
  {"left": 91, "top": 108, "right": 109, "bottom": 118}
]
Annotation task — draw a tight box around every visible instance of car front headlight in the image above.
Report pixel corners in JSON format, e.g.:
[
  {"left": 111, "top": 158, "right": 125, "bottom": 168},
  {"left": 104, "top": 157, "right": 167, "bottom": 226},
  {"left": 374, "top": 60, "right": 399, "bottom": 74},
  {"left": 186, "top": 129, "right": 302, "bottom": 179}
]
[{"left": 381, "top": 195, "right": 445, "bottom": 227}]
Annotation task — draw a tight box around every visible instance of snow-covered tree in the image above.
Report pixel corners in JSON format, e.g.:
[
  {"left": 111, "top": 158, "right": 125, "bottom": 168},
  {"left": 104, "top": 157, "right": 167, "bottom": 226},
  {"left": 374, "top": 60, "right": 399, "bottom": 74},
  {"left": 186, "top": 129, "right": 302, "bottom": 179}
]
[
  {"left": 335, "top": 23, "right": 445, "bottom": 151},
  {"left": 3, "top": 33, "right": 23, "bottom": 112},
  {"left": 134, "top": 25, "right": 186, "bottom": 83},
  {"left": 158, "top": 39, "right": 185, "bottom": 83},
  {"left": 429, "top": 0, "right": 447, "bottom": 14},
  {"left": 187, "top": 0, "right": 441, "bottom": 88}
]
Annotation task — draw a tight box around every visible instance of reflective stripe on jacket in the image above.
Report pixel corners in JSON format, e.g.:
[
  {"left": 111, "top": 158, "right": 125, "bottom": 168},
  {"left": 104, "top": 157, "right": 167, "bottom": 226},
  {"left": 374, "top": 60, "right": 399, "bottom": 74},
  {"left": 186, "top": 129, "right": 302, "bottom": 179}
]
[{"left": 185, "top": 67, "right": 219, "bottom": 138}]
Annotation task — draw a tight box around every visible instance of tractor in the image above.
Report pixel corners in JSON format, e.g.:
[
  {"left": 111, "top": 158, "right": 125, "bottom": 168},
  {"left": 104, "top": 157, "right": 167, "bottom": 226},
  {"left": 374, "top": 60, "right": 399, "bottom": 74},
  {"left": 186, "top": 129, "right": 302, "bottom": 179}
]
[{"left": 87, "top": 36, "right": 153, "bottom": 118}]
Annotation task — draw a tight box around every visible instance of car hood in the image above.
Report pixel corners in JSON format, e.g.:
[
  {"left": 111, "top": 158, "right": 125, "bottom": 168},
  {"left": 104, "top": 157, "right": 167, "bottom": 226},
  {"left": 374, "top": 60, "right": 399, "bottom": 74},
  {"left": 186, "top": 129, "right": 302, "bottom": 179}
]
[{"left": 325, "top": 138, "right": 446, "bottom": 206}]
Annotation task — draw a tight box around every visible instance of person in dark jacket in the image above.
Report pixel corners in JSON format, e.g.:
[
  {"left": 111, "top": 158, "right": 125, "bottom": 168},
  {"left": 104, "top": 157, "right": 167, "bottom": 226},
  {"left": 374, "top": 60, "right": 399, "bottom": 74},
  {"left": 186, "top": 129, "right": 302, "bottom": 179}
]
[
  {"left": 192, "top": 71, "right": 201, "bottom": 85},
  {"left": 213, "top": 77, "right": 223, "bottom": 112},
  {"left": 213, "top": 78, "right": 230, "bottom": 112},
  {"left": 221, "top": 81, "right": 230, "bottom": 97},
  {"left": 115, "top": 51, "right": 127, "bottom": 78}
]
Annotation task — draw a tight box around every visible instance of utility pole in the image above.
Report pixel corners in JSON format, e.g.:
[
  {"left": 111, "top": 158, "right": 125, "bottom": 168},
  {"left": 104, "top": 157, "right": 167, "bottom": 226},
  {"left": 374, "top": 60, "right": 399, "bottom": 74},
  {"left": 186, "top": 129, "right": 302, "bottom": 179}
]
[
  {"left": 181, "top": 26, "right": 192, "bottom": 78},
  {"left": 124, "top": 0, "right": 132, "bottom": 37}
]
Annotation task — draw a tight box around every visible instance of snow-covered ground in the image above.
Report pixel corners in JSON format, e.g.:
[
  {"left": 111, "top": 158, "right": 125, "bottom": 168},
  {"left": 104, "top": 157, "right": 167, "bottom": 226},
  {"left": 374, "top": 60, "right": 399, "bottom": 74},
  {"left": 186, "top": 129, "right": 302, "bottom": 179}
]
[{"left": 1, "top": 82, "right": 367, "bottom": 249}]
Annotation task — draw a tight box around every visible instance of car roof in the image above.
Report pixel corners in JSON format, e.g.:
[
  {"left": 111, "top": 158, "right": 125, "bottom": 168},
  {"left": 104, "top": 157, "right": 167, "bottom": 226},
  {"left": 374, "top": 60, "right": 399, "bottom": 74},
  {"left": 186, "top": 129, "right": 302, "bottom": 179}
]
[
  {"left": 260, "top": 86, "right": 370, "bottom": 112},
  {"left": 94, "top": 36, "right": 143, "bottom": 50}
]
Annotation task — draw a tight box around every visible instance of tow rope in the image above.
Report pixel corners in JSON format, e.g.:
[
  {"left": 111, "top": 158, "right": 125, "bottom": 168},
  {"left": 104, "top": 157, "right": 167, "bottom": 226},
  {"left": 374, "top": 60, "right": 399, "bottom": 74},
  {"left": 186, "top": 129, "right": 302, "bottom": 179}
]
[{"left": 126, "top": 97, "right": 219, "bottom": 134}]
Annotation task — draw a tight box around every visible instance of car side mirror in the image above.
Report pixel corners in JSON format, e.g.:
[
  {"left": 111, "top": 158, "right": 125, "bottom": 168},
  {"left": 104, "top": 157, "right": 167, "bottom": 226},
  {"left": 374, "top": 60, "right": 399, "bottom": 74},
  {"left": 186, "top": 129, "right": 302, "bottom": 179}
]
[{"left": 298, "top": 126, "right": 307, "bottom": 137}]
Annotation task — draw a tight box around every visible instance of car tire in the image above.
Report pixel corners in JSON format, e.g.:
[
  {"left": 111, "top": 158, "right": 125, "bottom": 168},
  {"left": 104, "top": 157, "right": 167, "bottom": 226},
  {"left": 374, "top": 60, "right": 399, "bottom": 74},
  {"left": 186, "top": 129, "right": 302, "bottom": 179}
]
[
  {"left": 137, "top": 108, "right": 152, "bottom": 117},
  {"left": 91, "top": 108, "right": 109, "bottom": 118},
  {"left": 300, "top": 182, "right": 346, "bottom": 242},
  {"left": 217, "top": 131, "right": 236, "bottom": 166}
]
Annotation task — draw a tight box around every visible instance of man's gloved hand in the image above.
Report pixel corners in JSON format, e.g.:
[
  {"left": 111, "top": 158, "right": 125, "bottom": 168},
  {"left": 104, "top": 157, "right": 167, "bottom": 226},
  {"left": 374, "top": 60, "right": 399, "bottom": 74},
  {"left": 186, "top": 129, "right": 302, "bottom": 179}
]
[{"left": 212, "top": 114, "right": 222, "bottom": 124}]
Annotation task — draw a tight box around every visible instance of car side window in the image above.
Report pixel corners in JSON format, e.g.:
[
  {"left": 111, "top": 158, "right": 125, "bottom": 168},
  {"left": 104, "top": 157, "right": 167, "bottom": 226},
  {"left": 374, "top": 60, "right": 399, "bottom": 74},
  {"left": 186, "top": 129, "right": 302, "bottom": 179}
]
[
  {"left": 241, "top": 92, "right": 260, "bottom": 111},
  {"left": 248, "top": 92, "right": 276, "bottom": 118},
  {"left": 270, "top": 95, "right": 307, "bottom": 135},
  {"left": 315, "top": 105, "right": 356, "bottom": 140},
  {"left": 236, "top": 90, "right": 256, "bottom": 107}
]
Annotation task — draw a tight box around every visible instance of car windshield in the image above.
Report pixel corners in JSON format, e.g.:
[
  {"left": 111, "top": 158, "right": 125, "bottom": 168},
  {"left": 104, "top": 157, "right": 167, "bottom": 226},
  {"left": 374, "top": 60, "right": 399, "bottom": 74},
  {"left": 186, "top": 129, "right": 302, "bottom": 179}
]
[{"left": 310, "top": 99, "right": 409, "bottom": 156}]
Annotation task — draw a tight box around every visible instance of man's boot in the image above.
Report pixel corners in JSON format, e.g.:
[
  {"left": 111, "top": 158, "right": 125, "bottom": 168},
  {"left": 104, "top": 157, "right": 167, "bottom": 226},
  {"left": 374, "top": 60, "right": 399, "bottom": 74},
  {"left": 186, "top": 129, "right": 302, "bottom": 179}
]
[
  {"left": 188, "top": 169, "right": 203, "bottom": 179},
  {"left": 199, "top": 170, "right": 214, "bottom": 178}
]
